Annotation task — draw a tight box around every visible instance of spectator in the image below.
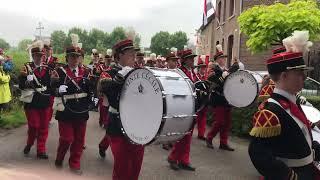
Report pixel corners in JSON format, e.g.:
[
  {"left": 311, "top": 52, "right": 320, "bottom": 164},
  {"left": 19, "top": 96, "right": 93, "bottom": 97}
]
[
  {"left": 0, "top": 57, "right": 12, "bottom": 112},
  {"left": 234, "top": 57, "right": 245, "bottom": 70}
]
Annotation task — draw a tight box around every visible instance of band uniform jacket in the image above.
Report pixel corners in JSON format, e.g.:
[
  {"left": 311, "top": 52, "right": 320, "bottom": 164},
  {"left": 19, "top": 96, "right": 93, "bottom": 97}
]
[
  {"left": 207, "top": 64, "right": 230, "bottom": 107},
  {"left": 249, "top": 93, "right": 320, "bottom": 180},
  {"left": 19, "top": 62, "right": 51, "bottom": 109},
  {"left": 51, "top": 65, "right": 94, "bottom": 122}
]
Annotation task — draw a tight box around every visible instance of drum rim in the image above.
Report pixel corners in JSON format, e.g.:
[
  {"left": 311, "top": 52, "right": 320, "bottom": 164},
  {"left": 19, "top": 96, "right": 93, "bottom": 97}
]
[
  {"left": 223, "top": 70, "right": 259, "bottom": 108},
  {"left": 119, "top": 67, "right": 167, "bottom": 145}
]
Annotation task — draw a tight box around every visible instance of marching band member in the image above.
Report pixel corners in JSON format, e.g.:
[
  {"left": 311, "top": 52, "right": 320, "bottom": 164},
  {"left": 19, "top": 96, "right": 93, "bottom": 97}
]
[
  {"left": 167, "top": 49, "right": 197, "bottom": 171},
  {"left": 195, "top": 58, "right": 208, "bottom": 140},
  {"left": 97, "top": 49, "right": 113, "bottom": 158},
  {"left": 51, "top": 34, "right": 95, "bottom": 174},
  {"left": 135, "top": 51, "right": 145, "bottom": 68},
  {"left": 99, "top": 39, "right": 143, "bottom": 180},
  {"left": 89, "top": 49, "right": 99, "bottom": 66},
  {"left": 249, "top": 31, "right": 320, "bottom": 180},
  {"left": 155, "top": 55, "right": 165, "bottom": 68},
  {"left": 166, "top": 52, "right": 179, "bottom": 69},
  {"left": 146, "top": 53, "right": 156, "bottom": 67},
  {"left": 258, "top": 47, "right": 286, "bottom": 101},
  {"left": 19, "top": 41, "right": 52, "bottom": 159},
  {"left": 205, "top": 44, "right": 236, "bottom": 151}
]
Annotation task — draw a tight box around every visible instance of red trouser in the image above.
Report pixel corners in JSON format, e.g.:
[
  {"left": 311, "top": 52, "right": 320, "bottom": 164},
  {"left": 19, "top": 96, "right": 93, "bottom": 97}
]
[
  {"left": 99, "top": 104, "right": 110, "bottom": 150},
  {"left": 196, "top": 107, "right": 207, "bottom": 137},
  {"left": 206, "top": 106, "right": 232, "bottom": 145},
  {"left": 56, "top": 121, "right": 87, "bottom": 169},
  {"left": 110, "top": 136, "right": 144, "bottom": 180},
  {"left": 99, "top": 134, "right": 110, "bottom": 151},
  {"left": 168, "top": 124, "right": 194, "bottom": 165},
  {"left": 99, "top": 100, "right": 109, "bottom": 126},
  {"left": 25, "top": 107, "right": 50, "bottom": 154},
  {"left": 48, "top": 96, "right": 54, "bottom": 122}
]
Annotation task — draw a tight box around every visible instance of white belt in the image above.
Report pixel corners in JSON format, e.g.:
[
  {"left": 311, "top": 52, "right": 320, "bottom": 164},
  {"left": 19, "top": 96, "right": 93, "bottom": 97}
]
[
  {"left": 109, "top": 106, "right": 119, "bottom": 114},
  {"left": 63, "top": 93, "right": 87, "bottom": 100},
  {"left": 276, "top": 151, "right": 314, "bottom": 167},
  {"left": 25, "top": 86, "right": 47, "bottom": 92},
  {"left": 35, "top": 86, "right": 47, "bottom": 92}
]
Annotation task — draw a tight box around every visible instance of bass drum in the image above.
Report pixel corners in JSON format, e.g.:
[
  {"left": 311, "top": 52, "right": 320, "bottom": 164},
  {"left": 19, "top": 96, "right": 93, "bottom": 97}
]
[
  {"left": 119, "top": 67, "right": 196, "bottom": 145},
  {"left": 223, "top": 70, "right": 259, "bottom": 108},
  {"left": 301, "top": 105, "right": 320, "bottom": 143}
]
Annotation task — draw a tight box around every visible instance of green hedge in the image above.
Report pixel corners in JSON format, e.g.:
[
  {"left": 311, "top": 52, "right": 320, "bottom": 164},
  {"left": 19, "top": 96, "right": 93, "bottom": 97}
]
[{"left": 207, "top": 96, "right": 320, "bottom": 137}]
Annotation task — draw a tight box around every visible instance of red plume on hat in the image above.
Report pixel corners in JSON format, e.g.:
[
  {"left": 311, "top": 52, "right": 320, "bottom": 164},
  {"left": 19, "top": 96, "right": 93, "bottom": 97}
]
[{"left": 267, "top": 31, "right": 313, "bottom": 74}]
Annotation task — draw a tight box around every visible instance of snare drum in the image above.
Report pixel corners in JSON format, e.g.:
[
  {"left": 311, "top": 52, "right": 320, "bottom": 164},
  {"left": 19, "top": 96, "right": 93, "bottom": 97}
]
[
  {"left": 223, "top": 70, "right": 259, "bottom": 108},
  {"left": 301, "top": 105, "right": 320, "bottom": 143},
  {"left": 119, "top": 67, "right": 196, "bottom": 145}
]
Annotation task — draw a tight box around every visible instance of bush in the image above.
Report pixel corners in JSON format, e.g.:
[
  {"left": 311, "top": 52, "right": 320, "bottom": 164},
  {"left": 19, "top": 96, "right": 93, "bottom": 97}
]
[
  {"left": 0, "top": 98, "right": 26, "bottom": 129},
  {"left": 207, "top": 96, "right": 320, "bottom": 137}
]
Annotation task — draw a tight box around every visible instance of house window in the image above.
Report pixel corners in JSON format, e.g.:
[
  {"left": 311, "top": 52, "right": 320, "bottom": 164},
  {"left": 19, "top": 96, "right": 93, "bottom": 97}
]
[
  {"left": 217, "top": 1, "right": 222, "bottom": 23},
  {"left": 229, "top": 0, "right": 235, "bottom": 17},
  {"left": 227, "top": 35, "right": 234, "bottom": 67},
  {"left": 223, "top": 0, "right": 227, "bottom": 22}
]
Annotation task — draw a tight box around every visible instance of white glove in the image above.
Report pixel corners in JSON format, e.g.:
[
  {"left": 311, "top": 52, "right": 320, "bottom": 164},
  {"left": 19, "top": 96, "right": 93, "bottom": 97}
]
[
  {"left": 222, "top": 71, "right": 229, "bottom": 78},
  {"left": 27, "top": 75, "right": 33, "bottom": 82},
  {"left": 299, "top": 95, "right": 307, "bottom": 105},
  {"left": 58, "top": 85, "right": 68, "bottom": 93},
  {"left": 92, "top": 97, "right": 99, "bottom": 106},
  {"left": 118, "top": 66, "right": 133, "bottom": 77}
]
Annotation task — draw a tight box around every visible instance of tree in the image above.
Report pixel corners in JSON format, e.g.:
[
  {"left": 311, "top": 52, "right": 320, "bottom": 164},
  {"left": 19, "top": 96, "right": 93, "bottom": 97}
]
[
  {"left": 169, "top": 31, "right": 188, "bottom": 51},
  {"left": 0, "top": 38, "right": 10, "bottom": 50},
  {"left": 109, "top": 27, "right": 127, "bottom": 48},
  {"left": 17, "top": 39, "right": 33, "bottom": 51},
  {"left": 238, "top": 0, "right": 320, "bottom": 53},
  {"left": 150, "top": 31, "right": 171, "bottom": 56},
  {"left": 51, "top": 31, "right": 67, "bottom": 54},
  {"left": 87, "top": 28, "right": 105, "bottom": 53}
]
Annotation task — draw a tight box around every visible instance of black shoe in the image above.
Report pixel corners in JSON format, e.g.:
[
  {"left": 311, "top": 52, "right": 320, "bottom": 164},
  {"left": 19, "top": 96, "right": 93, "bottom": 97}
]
[
  {"left": 70, "top": 168, "right": 83, "bottom": 175},
  {"left": 55, "top": 160, "right": 63, "bottom": 168},
  {"left": 197, "top": 136, "right": 206, "bottom": 141},
  {"left": 179, "top": 163, "right": 196, "bottom": 171},
  {"left": 37, "top": 153, "right": 49, "bottom": 159},
  {"left": 219, "top": 144, "right": 235, "bottom": 151},
  {"left": 83, "top": 146, "right": 86, "bottom": 150},
  {"left": 23, "top": 145, "right": 31, "bottom": 155},
  {"left": 99, "top": 147, "right": 106, "bottom": 158},
  {"left": 206, "top": 139, "right": 214, "bottom": 149},
  {"left": 162, "top": 144, "right": 171, "bottom": 151},
  {"left": 167, "top": 159, "right": 179, "bottom": 171}
]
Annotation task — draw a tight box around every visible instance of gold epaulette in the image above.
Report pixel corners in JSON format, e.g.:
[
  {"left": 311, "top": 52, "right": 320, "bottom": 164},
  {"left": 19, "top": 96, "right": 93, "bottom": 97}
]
[{"left": 250, "top": 109, "right": 281, "bottom": 138}]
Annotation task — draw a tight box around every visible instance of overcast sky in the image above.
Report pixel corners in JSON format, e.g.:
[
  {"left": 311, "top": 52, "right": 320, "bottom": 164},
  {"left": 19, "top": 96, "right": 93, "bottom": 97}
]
[{"left": 0, "top": 0, "right": 215, "bottom": 47}]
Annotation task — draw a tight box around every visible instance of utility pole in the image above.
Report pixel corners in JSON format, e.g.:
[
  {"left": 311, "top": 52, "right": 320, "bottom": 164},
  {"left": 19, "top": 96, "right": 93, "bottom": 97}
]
[{"left": 36, "top": 22, "right": 44, "bottom": 40}]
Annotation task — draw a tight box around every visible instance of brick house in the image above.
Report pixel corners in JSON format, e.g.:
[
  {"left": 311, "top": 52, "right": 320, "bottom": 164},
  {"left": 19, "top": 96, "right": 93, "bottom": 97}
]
[{"left": 199, "top": 0, "right": 320, "bottom": 76}]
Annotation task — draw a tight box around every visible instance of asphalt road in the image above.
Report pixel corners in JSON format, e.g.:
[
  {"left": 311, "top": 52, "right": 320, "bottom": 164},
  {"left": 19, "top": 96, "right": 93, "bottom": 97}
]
[{"left": 0, "top": 112, "right": 259, "bottom": 180}]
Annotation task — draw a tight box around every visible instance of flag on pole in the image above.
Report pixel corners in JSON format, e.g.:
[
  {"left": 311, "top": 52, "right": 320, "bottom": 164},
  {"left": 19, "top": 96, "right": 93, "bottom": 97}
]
[{"left": 203, "top": 0, "right": 213, "bottom": 26}]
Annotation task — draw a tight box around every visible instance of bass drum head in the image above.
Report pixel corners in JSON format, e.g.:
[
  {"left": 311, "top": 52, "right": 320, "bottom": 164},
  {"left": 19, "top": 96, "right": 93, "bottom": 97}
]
[
  {"left": 223, "top": 70, "right": 258, "bottom": 108},
  {"left": 301, "top": 105, "right": 320, "bottom": 143},
  {"left": 301, "top": 105, "right": 320, "bottom": 123},
  {"left": 119, "top": 68, "right": 163, "bottom": 145}
]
